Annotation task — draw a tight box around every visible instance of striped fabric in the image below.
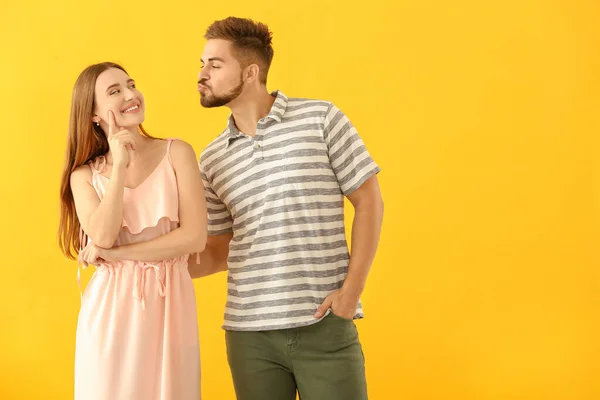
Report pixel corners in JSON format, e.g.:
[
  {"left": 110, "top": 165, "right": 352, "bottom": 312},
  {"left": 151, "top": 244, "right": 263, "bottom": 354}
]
[{"left": 199, "top": 91, "right": 380, "bottom": 331}]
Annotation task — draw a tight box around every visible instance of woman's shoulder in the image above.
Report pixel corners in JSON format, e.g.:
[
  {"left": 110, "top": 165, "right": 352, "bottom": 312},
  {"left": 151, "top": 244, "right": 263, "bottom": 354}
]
[
  {"left": 70, "top": 163, "right": 94, "bottom": 185},
  {"left": 165, "top": 138, "right": 196, "bottom": 157}
]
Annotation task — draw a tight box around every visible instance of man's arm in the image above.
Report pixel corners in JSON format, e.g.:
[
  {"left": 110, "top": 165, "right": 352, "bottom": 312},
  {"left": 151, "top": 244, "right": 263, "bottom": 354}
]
[
  {"left": 314, "top": 102, "right": 383, "bottom": 319},
  {"left": 340, "top": 175, "right": 384, "bottom": 298},
  {"left": 188, "top": 233, "right": 232, "bottom": 278},
  {"left": 314, "top": 175, "right": 383, "bottom": 318}
]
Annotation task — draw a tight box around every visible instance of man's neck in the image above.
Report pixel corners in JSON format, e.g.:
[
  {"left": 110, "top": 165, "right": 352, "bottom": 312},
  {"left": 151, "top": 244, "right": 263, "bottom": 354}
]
[{"left": 229, "top": 88, "right": 276, "bottom": 136}]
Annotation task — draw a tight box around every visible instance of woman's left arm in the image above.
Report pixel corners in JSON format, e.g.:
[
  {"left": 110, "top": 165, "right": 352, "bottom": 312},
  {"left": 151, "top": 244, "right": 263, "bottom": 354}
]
[{"left": 99, "top": 140, "right": 208, "bottom": 262}]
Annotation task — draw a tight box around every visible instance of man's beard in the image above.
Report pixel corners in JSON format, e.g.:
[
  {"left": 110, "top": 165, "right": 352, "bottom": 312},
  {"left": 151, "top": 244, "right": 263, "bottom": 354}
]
[{"left": 200, "top": 75, "right": 244, "bottom": 108}]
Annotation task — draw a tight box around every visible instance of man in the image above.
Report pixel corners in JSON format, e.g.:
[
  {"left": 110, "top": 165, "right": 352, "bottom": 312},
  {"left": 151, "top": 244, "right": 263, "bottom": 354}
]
[{"left": 190, "top": 16, "right": 384, "bottom": 400}]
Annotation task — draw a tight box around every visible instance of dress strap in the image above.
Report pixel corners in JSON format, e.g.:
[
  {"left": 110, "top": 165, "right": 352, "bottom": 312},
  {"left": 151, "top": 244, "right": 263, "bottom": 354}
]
[{"left": 165, "top": 139, "right": 175, "bottom": 167}]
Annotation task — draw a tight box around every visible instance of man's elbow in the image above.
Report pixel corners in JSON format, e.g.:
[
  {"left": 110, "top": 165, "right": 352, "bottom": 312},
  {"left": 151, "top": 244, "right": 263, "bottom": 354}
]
[
  {"left": 357, "top": 192, "right": 384, "bottom": 217},
  {"left": 377, "top": 194, "right": 384, "bottom": 216}
]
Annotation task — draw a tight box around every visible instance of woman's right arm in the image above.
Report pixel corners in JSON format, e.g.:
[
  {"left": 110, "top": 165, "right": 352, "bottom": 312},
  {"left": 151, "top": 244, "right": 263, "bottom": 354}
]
[
  {"left": 70, "top": 111, "right": 137, "bottom": 249},
  {"left": 70, "top": 163, "right": 127, "bottom": 249}
]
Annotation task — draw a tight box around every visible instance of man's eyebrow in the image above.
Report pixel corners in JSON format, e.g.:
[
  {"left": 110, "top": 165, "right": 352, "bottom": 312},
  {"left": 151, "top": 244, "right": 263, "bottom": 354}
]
[{"left": 201, "top": 57, "right": 226, "bottom": 64}]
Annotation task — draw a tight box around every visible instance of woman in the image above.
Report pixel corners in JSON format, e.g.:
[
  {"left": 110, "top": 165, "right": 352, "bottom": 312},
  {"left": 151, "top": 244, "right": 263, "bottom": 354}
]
[{"left": 58, "top": 62, "right": 207, "bottom": 400}]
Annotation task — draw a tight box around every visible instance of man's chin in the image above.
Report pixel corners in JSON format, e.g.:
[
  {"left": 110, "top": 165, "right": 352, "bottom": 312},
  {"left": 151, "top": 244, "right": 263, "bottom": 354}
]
[
  {"left": 200, "top": 97, "right": 216, "bottom": 108},
  {"left": 200, "top": 97, "right": 229, "bottom": 108}
]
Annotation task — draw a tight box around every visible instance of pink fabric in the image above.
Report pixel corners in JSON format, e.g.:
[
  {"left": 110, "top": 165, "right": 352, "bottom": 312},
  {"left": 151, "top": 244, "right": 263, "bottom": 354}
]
[{"left": 75, "top": 139, "right": 201, "bottom": 400}]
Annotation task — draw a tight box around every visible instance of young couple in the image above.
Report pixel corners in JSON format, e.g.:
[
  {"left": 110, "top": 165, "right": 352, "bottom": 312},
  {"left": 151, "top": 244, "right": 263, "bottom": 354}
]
[{"left": 58, "top": 16, "right": 384, "bottom": 400}]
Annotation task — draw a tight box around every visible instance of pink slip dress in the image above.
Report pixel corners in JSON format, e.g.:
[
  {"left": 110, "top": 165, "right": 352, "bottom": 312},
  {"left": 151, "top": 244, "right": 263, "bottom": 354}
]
[{"left": 74, "top": 138, "right": 201, "bottom": 400}]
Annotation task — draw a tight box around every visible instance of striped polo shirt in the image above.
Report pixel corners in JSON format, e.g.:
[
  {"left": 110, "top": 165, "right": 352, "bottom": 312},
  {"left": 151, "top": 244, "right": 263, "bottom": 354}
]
[{"left": 199, "top": 91, "right": 380, "bottom": 331}]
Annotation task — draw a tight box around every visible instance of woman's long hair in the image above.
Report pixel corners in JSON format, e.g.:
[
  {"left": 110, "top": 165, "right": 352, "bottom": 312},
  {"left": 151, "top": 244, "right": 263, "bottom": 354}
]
[{"left": 58, "top": 62, "right": 153, "bottom": 259}]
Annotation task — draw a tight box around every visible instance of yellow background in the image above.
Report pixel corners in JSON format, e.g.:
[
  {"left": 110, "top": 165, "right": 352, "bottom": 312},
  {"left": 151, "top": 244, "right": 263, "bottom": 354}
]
[{"left": 1, "top": 0, "right": 599, "bottom": 399}]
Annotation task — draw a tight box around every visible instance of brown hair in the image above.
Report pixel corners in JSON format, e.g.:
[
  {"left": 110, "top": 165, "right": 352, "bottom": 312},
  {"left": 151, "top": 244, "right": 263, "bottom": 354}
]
[
  {"left": 58, "top": 62, "right": 153, "bottom": 259},
  {"left": 204, "top": 17, "right": 274, "bottom": 84}
]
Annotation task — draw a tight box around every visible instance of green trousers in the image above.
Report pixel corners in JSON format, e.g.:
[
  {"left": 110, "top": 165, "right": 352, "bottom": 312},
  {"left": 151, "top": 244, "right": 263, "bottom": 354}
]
[{"left": 225, "top": 312, "right": 368, "bottom": 400}]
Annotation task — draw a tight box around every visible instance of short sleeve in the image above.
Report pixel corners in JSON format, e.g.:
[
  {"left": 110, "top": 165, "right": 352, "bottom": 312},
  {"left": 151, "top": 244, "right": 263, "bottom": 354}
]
[
  {"left": 323, "top": 103, "right": 381, "bottom": 196},
  {"left": 199, "top": 161, "right": 233, "bottom": 235}
]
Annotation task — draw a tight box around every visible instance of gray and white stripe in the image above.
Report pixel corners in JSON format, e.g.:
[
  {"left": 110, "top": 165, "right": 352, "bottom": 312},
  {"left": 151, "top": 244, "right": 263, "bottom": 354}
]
[{"left": 199, "top": 91, "right": 380, "bottom": 331}]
